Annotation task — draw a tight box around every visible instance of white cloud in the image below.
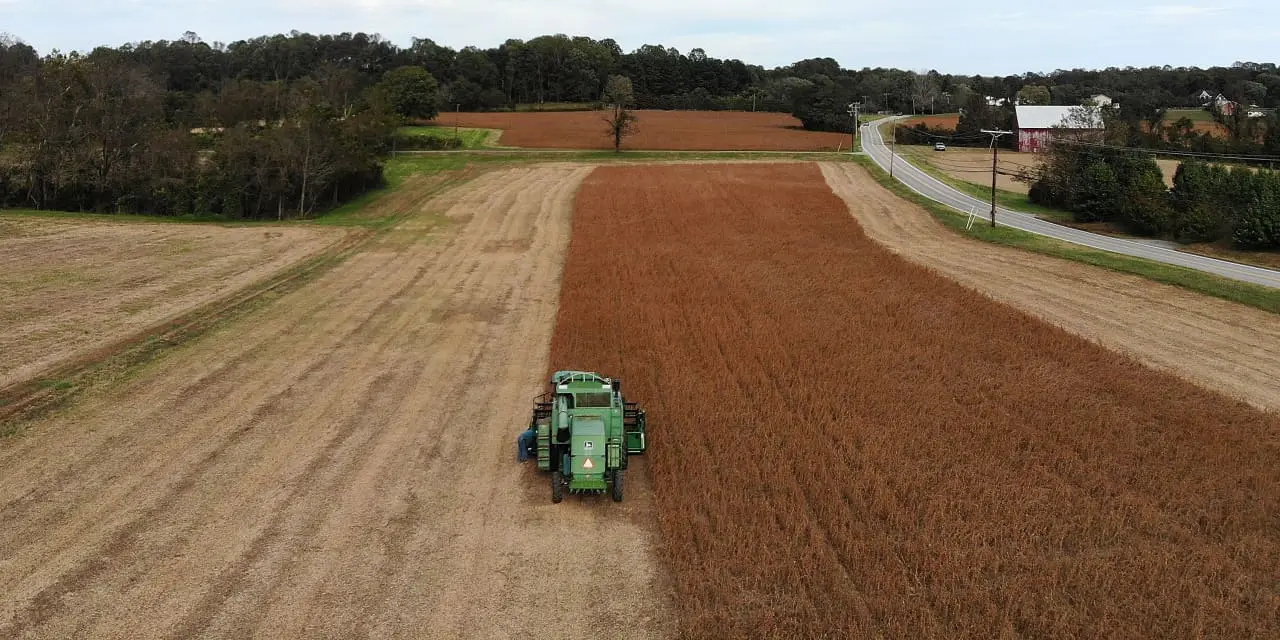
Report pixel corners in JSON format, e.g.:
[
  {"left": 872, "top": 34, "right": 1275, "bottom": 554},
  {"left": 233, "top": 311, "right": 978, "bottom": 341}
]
[
  {"left": 1140, "top": 4, "right": 1224, "bottom": 18},
  {"left": 1, "top": 0, "right": 1274, "bottom": 73}
]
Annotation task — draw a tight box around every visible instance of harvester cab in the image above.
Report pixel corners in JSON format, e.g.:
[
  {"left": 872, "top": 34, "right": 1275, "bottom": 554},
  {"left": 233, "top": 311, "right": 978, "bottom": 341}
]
[{"left": 518, "top": 371, "right": 647, "bottom": 503}]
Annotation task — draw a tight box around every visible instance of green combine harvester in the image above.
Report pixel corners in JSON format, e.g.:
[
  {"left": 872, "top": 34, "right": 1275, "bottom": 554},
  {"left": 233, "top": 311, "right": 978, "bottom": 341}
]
[{"left": 518, "top": 371, "right": 648, "bottom": 503}]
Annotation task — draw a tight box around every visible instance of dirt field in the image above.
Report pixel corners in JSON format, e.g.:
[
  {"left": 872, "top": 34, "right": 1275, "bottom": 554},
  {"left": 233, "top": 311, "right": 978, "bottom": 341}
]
[
  {"left": 907, "top": 146, "right": 1182, "bottom": 193},
  {"left": 904, "top": 146, "right": 1038, "bottom": 193},
  {"left": 0, "top": 167, "right": 673, "bottom": 639},
  {"left": 821, "top": 162, "right": 1280, "bottom": 412},
  {"left": 554, "top": 162, "right": 1280, "bottom": 638},
  {"left": 0, "top": 217, "right": 346, "bottom": 391},
  {"left": 902, "top": 113, "right": 960, "bottom": 129},
  {"left": 429, "top": 110, "right": 852, "bottom": 151}
]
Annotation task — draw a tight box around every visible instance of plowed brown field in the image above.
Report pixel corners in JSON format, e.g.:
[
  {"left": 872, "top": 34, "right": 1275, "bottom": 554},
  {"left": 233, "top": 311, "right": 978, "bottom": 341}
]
[
  {"left": 0, "top": 167, "right": 673, "bottom": 639},
  {"left": 552, "top": 162, "right": 1280, "bottom": 639},
  {"left": 430, "top": 110, "right": 852, "bottom": 150},
  {"left": 0, "top": 217, "right": 345, "bottom": 390},
  {"left": 903, "top": 113, "right": 960, "bottom": 129}
]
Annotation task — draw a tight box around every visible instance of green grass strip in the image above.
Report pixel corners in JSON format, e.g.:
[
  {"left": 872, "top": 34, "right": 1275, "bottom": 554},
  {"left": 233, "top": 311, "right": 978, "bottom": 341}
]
[
  {"left": 852, "top": 155, "right": 1280, "bottom": 314},
  {"left": 397, "top": 125, "right": 500, "bottom": 149}
]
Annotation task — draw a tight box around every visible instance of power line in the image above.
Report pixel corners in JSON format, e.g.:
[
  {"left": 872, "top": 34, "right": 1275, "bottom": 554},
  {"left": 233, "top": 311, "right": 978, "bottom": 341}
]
[
  {"left": 894, "top": 127, "right": 989, "bottom": 142},
  {"left": 979, "top": 129, "right": 1014, "bottom": 227},
  {"left": 892, "top": 117, "right": 1279, "bottom": 164},
  {"left": 1053, "top": 139, "right": 1280, "bottom": 163},
  {"left": 847, "top": 102, "right": 861, "bottom": 152},
  {"left": 900, "top": 134, "right": 1277, "bottom": 168}
]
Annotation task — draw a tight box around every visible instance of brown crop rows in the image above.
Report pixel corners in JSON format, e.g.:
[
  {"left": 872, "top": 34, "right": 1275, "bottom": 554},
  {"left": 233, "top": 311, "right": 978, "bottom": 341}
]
[
  {"left": 550, "top": 163, "right": 1280, "bottom": 639},
  {"left": 430, "top": 110, "right": 852, "bottom": 150}
]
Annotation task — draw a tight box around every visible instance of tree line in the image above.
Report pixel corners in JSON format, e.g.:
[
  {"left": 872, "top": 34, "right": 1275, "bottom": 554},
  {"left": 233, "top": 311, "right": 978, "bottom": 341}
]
[
  {"left": 787, "top": 60, "right": 1280, "bottom": 128},
  {"left": 1025, "top": 119, "right": 1280, "bottom": 249},
  {"left": 0, "top": 33, "right": 425, "bottom": 218},
  {"left": 2, "top": 28, "right": 1279, "bottom": 220},
  {"left": 785, "top": 60, "right": 1280, "bottom": 161},
  {"left": 10, "top": 29, "right": 1279, "bottom": 126}
]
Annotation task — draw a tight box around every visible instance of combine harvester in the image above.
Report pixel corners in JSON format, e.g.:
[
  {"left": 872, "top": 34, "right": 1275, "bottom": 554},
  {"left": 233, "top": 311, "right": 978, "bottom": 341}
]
[{"left": 518, "top": 371, "right": 648, "bottom": 503}]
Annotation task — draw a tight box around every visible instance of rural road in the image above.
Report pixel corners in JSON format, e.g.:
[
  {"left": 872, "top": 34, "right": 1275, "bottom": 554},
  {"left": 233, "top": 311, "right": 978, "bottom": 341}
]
[{"left": 861, "top": 118, "right": 1280, "bottom": 289}]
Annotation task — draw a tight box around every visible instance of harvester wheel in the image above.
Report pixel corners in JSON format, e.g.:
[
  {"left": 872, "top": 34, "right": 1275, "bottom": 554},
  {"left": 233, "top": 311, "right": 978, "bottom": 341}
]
[
  {"left": 611, "top": 469, "right": 625, "bottom": 503},
  {"left": 551, "top": 471, "right": 564, "bottom": 504}
]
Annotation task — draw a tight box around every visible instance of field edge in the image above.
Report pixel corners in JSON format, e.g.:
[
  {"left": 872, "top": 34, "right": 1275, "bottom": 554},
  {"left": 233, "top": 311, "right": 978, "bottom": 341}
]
[
  {"left": 0, "top": 228, "right": 369, "bottom": 437},
  {"left": 850, "top": 155, "right": 1280, "bottom": 313}
]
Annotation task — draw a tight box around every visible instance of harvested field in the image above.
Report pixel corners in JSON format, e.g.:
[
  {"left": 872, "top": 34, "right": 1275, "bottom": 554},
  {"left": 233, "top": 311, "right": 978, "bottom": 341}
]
[
  {"left": 902, "top": 113, "right": 960, "bottom": 129},
  {"left": 553, "top": 162, "right": 1280, "bottom": 638},
  {"left": 904, "top": 146, "right": 1039, "bottom": 193},
  {"left": 0, "top": 166, "right": 673, "bottom": 638},
  {"left": 906, "top": 146, "right": 1183, "bottom": 192},
  {"left": 430, "top": 110, "right": 852, "bottom": 151},
  {"left": 822, "top": 161, "right": 1280, "bottom": 412},
  {"left": 0, "top": 217, "right": 345, "bottom": 390}
]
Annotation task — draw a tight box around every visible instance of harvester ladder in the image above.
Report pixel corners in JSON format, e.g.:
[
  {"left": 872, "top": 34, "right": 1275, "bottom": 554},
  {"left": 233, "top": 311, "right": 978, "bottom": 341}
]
[
  {"left": 532, "top": 401, "right": 553, "bottom": 470},
  {"left": 623, "top": 402, "right": 647, "bottom": 455}
]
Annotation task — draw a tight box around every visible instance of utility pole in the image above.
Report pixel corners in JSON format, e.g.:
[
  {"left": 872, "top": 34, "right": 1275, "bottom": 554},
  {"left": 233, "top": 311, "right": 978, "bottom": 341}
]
[
  {"left": 455, "top": 104, "right": 460, "bottom": 140},
  {"left": 883, "top": 93, "right": 891, "bottom": 113},
  {"left": 980, "top": 129, "right": 1014, "bottom": 227},
  {"left": 890, "top": 118, "right": 898, "bottom": 178},
  {"left": 847, "top": 102, "right": 861, "bottom": 152}
]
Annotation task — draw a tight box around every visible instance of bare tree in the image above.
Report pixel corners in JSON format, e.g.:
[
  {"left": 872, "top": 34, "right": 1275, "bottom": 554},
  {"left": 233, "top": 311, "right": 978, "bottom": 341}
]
[
  {"left": 911, "top": 69, "right": 939, "bottom": 114},
  {"left": 601, "top": 74, "right": 637, "bottom": 152}
]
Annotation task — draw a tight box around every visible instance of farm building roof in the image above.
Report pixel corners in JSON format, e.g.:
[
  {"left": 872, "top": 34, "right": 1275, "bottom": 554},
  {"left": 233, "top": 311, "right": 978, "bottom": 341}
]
[{"left": 1015, "top": 105, "right": 1104, "bottom": 130}]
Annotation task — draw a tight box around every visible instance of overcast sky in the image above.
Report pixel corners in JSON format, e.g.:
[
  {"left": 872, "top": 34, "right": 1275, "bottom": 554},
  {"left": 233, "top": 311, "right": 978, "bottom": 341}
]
[{"left": 2, "top": 1, "right": 1275, "bottom": 74}]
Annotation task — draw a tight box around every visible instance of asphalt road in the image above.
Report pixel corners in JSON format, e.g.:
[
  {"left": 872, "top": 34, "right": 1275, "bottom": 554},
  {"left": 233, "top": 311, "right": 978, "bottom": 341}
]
[{"left": 861, "top": 118, "right": 1280, "bottom": 289}]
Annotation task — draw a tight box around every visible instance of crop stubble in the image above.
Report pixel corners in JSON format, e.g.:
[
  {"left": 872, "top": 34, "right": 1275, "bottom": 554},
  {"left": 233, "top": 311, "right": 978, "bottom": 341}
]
[
  {"left": 0, "top": 218, "right": 346, "bottom": 391},
  {"left": 552, "top": 163, "right": 1280, "bottom": 638},
  {"left": 431, "top": 110, "right": 852, "bottom": 151},
  {"left": 0, "top": 166, "right": 673, "bottom": 639}
]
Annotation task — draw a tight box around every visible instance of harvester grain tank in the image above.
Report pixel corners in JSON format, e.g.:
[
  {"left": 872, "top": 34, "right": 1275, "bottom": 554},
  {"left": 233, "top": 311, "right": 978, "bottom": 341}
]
[{"left": 518, "top": 371, "right": 648, "bottom": 503}]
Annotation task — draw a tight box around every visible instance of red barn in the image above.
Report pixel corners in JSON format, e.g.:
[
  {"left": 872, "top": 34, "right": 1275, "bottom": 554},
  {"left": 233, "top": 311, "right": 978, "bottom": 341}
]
[{"left": 1015, "top": 106, "right": 1104, "bottom": 153}]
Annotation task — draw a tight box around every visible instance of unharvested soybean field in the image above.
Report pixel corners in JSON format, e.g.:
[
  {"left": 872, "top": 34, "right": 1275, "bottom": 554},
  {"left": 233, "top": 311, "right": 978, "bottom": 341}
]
[{"left": 550, "top": 163, "right": 1280, "bottom": 639}]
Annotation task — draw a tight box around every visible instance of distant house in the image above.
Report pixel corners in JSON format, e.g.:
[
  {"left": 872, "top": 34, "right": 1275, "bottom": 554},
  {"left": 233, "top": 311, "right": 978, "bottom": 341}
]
[
  {"left": 1088, "top": 94, "right": 1113, "bottom": 107},
  {"left": 1198, "top": 90, "right": 1214, "bottom": 104},
  {"left": 1015, "top": 105, "right": 1104, "bottom": 153},
  {"left": 1212, "top": 94, "right": 1237, "bottom": 116},
  {"left": 985, "top": 96, "right": 1009, "bottom": 107}
]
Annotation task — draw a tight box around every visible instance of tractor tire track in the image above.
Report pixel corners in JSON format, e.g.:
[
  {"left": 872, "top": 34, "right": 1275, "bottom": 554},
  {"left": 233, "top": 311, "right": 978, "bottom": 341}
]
[{"left": 0, "top": 164, "right": 675, "bottom": 639}]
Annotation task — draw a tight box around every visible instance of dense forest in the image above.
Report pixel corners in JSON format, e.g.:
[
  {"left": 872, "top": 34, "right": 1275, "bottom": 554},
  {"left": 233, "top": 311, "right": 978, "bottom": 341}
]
[{"left": 1, "top": 29, "right": 1279, "bottom": 219}]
